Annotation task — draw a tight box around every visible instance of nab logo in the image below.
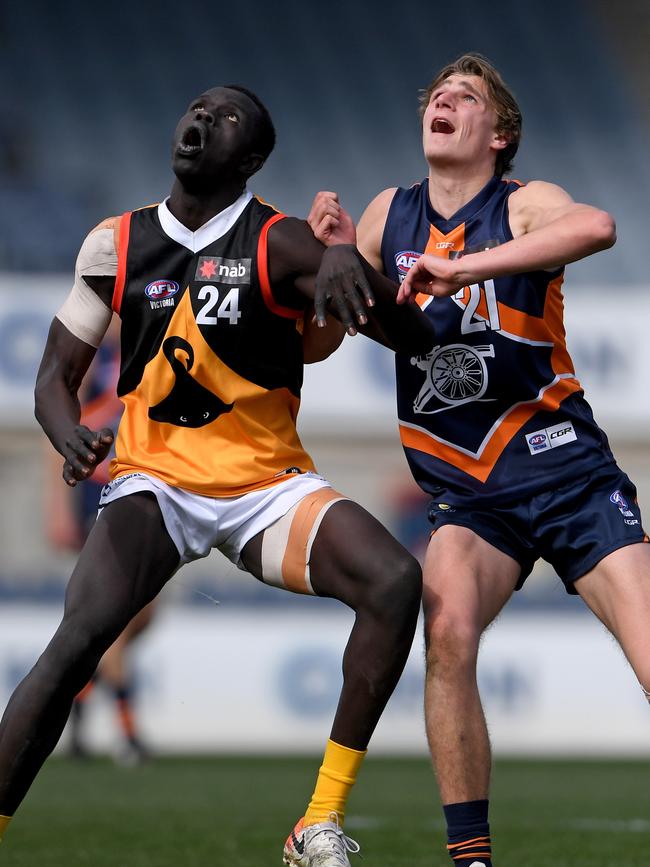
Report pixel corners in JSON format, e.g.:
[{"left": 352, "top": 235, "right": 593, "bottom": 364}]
[
  {"left": 395, "top": 250, "right": 422, "bottom": 275},
  {"left": 144, "top": 280, "right": 179, "bottom": 300},
  {"left": 195, "top": 256, "right": 251, "bottom": 284}
]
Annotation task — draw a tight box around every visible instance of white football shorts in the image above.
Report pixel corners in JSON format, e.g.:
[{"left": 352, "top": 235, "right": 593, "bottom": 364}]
[{"left": 98, "top": 471, "right": 335, "bottom": 570}]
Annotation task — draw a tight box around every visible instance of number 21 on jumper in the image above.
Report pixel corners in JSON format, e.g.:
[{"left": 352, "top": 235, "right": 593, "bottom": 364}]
[{"left": 456, "top": 280, "right": 501, "bottom": 334}]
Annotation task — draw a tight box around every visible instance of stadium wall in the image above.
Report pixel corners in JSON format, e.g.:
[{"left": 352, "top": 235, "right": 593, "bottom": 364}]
[
  {"left": 0, "top": 277, "right": 648, "bottom": 755},
  {"left": 0, "top": 606, "right": 647, "bottom": 757},
  {"left": 0, "top": 277, "right": 648, "bottom": 437}
]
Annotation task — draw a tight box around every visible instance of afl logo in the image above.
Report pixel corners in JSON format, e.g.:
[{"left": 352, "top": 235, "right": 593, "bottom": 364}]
[
  {"left": 528, "top": 434, "right": 547, "bottom": 446},
  {"left": 609, "top": 490, "right": 628, "bottom": 509},
  {"left": 144, "top": 280, "right": 180, "bottom": 300},
  {"left": 395, "top": 250, "right": 422, "bottom": 275}
]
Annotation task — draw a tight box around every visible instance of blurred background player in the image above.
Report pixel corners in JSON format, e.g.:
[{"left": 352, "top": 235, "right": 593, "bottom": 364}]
[
  {"left": 45, "top": 320, "right": 154, "bottom": 765},
  {"left": 308, "top": 53, "right": 650, "bottom": 867}
]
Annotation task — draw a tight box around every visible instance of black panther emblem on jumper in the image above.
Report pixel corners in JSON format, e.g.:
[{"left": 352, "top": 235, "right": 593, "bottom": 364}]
[{"left": 148, "top": 336, "right": 234, "bottom": 427}]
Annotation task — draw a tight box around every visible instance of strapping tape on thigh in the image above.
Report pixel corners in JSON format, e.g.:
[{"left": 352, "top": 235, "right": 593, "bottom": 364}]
[{"left": 261, "top": 489, "right": 346, "bottom": 594}]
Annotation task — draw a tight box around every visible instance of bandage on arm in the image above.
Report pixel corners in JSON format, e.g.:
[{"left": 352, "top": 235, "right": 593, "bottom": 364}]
[{"left": 55, "top": 227, "right": 116, "bottom": 347}]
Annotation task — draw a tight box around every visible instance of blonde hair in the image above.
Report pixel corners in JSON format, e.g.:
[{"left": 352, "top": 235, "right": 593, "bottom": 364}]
[{"left": 420, "top": 53, "right": 522, "bottom": 177}]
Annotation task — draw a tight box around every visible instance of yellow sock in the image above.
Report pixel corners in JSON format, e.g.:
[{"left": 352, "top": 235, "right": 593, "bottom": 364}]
[
  {"left": 0, "top": 815, "right": 12, "bottom": 841},
  {"left": 303, "top": 739, "right": 367, "bottom": 827}
]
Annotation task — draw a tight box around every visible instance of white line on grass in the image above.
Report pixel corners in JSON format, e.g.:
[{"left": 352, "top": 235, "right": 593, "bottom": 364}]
[{"left": 567, "top": 819, "right": 650, "bottom": 833}]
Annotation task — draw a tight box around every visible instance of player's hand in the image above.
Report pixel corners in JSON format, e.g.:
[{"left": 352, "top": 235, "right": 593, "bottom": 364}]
[
  {"left": 61, "top": 426, "right": 114, "bottom": 486},
  {"left": 308, "top": 191, "right": 357, "bottom": 247},
  {"left": 314, "top": 245, "right": 374, "bottom": 334},
  {"left": 397, "top": 254, "right": 463, "bottom": 304}
]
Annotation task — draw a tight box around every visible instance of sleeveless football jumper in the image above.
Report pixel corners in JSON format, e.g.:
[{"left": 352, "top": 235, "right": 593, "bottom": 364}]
[
  {"left": 382, "top": 176, "right": 616, "bottom": 505},
  {"left": 109, "top": 195, "right": 316, "bottom": 497}
]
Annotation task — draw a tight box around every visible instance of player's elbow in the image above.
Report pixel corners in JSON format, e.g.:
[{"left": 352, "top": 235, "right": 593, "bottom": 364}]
[
  {"left": 303, "top": 341, "right": 342, "bottom": 364},
  {"left": 589, "top": 209, "right": 616, "bottom": 251},
  {"left": 302, "top": 315, "right": 346, "bottom": 363}
]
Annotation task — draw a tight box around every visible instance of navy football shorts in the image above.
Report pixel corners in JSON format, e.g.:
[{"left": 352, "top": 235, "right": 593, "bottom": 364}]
[{"left": 427, "top": 466, "right": 648, "bottom": 594}]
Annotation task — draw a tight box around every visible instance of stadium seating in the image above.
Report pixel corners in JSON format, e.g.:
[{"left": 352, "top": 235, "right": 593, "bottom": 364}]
[{"left": 0, "top": 0, "right": 648, "bottom": 283}]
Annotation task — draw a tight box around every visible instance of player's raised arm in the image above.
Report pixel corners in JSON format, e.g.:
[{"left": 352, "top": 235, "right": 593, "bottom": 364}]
[
  {"left": 35, "top": 227, "right": 117, "bottom": 486},
  {"left": 268, "top": 216, "right": 435, "bottom": 354},
  {"left": 398, "top": 181, "right": 616, "bottom": 303},
  {"left": 506, "top": 180, "right": 616, "bottom": 265}
]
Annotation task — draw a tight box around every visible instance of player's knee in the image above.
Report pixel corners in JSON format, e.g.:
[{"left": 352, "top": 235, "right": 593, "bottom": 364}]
[
  {"left": 424, "top": 611, "right": 481, "bottom": 676},
  {"left": 380, "top": 551, "right": 422, "bottom": 609},
  {"left": 369, "top": 550, "right": 422, "bottom": 620}
]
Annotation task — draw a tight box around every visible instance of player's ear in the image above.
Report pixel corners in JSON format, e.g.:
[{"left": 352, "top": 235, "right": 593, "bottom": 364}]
[
  {"left": 240, "top": 153, "right": 265, "bottom": 177},
  {"left": 491, "top": 131, "right": 509, "bottom": 151}
]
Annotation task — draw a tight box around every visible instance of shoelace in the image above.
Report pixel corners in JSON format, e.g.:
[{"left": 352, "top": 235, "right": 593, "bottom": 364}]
[{"left": 306, "top": 813, "right": 361, "bottom": 864}]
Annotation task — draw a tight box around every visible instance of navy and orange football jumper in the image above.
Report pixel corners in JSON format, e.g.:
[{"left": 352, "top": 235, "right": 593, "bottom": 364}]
[{"left": 382, "top": 175, "right": 617, "bottom": 505}]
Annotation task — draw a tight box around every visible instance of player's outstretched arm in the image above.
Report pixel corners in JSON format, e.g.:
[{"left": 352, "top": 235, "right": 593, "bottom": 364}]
[
  {"left": 268, "top": 217, "right": 435, "bottom": 354},
  {"left": 314, "top": 243, "right": 437, "bottom": 352},
  {"left": 398, "top": 181, "right": 616, "bottom": 303}
]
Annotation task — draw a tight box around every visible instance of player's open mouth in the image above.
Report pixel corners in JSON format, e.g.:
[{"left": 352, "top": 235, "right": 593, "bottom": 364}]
[
  {"left": 431, "top": 118, "right": 455, "bottom": 134},
  {"left": 177, "top": 123, "right": 206, "bottom": 156}
]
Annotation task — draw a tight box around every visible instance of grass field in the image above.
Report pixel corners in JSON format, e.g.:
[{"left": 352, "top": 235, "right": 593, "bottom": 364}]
[{"left": 2, "top": 756, "right": 649, "bottom": 866}]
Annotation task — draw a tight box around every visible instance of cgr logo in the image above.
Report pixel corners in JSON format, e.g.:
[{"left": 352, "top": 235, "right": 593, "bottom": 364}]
[
  {"left": 526, "top": 420, "right": 576, "bottom": 455},
  {"left": 144, "top": 280, "right": 179, "bottom": 300},
  {"left": 395, "top": 250, "right": 422, "bottom": 275}
]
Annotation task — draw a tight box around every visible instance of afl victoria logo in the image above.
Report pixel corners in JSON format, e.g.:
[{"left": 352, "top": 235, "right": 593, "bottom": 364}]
[
  {"left": 144, "top": 280, "right": 180, "bottom": 300},
  {"left": 395, "top": 250, "right": 422, "bottom": 275},
  {"left": 609, "top": 490, "right": 628, "bottom": 509},
  {"left": 528, "top": 434, "right": 547, "bottom": 446}
]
